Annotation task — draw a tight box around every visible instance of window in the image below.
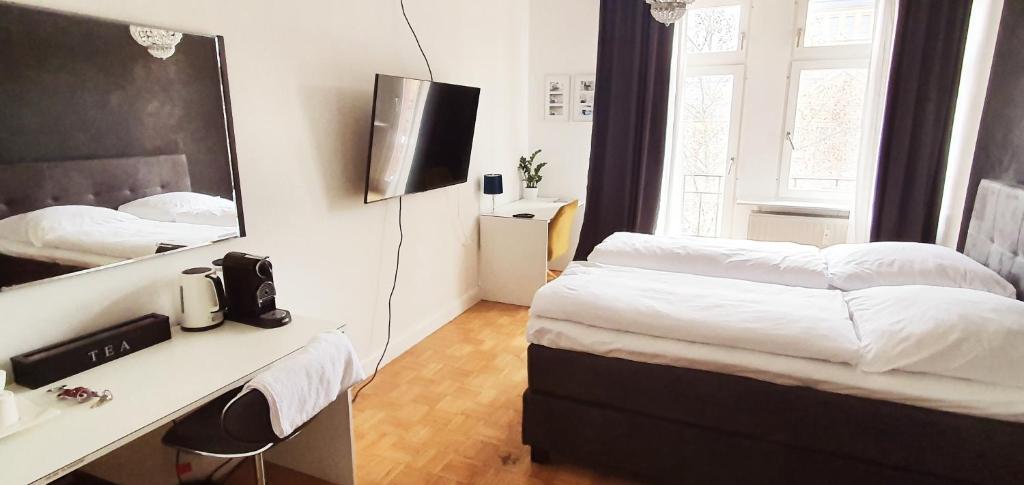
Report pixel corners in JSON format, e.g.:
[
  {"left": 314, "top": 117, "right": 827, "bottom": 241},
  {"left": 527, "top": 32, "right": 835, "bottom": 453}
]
[
  {"left": 685, "top": 5, "right": 743, "bottom": 54},
  {"left": 782, "top": 62, "right": 868, "bottom": 195},
  {"left": 662, "top": 68, "right": 743, "bottom": 237},
  {"left": 802, "top": 0, "right": 875, "bottom": 48},
  {"left": 658, "top": 0, "right": 881, "bottom": 238},
  {"left": 658, "top": 1, "right": 748, "bottom": 238},
  {"left": 781, "top": 0, "right": 875, "bottom": 199}
]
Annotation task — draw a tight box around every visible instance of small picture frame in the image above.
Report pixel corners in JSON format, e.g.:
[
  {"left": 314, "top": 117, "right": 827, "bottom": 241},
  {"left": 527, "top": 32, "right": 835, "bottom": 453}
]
[
  {"left": 572, "top": 73, "right": 596, "bottom": 122},
  {"left": 544, "top": 74, "right": 570, "bottom": 121}
]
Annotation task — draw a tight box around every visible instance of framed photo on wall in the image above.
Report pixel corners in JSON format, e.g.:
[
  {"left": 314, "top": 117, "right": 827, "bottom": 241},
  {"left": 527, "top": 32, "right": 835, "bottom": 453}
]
[
  {"left": 572, "top": 74, "right": 596, "bottom": 122},
  {"left": 544, "top": 74, "right": 570, "bottom": 121}
]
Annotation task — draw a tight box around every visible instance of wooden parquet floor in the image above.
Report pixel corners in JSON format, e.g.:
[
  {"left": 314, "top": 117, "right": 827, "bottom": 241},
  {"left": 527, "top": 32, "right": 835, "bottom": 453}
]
[{"left": 352, "top": 301, "right": 641, "bottom": 485}]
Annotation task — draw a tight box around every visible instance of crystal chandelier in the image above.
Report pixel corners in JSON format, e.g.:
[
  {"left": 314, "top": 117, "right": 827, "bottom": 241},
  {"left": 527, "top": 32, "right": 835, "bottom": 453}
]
[
  {"left": 129, "top": 25, "right": 183, "bottom": 60},
  {"left": 646, "top": 0, "right": 697, "bottom": 26}
]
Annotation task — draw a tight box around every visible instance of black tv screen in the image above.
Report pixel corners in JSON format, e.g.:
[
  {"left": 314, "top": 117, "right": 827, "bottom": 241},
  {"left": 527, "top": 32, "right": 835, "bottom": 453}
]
[{"left": 364, "top": 74, "right": 481, "bottom": 203}]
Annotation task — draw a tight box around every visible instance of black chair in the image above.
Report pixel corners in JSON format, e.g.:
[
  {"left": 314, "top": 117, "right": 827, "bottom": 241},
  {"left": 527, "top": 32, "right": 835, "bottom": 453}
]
[{"left": 162, "top": 386, "right": 309, "bottom": 484}]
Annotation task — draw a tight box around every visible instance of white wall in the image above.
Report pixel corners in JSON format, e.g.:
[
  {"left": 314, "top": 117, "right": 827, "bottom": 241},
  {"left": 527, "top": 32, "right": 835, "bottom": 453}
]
[
  {"left": 0, "top": 0, "right": 530, "bottom": 378},
  {"left": 527, "top": 0, "right": 599, "bottom": 268}
]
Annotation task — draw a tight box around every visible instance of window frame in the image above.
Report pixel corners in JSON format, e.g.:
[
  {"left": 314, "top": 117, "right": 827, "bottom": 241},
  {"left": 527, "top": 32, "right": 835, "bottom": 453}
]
[
  {"left": 777, "top": 58, "right": 870, "bottom": 201},
  {"left": 662, "top": 63, "right": 747, "bottom": 237},
  {"left": 794, "top": 0, "right": 874, "bottom": 60},
  {"left": 679, "top": 0, "right": 752, "bottom": 67}
]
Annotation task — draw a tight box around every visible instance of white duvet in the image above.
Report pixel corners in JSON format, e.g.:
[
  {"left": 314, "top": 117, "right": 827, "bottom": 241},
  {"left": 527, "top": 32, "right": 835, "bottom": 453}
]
[
  {"left": 0, "top": 237, "right": 121, "bottom": 268},
  {"left": 588, "top": 232, "right": 830, "bottom": 288},
  {"left": 530, "top": 262, "right": 860, "bottom": 364},
  {"left": 533, "top": 262, "right": 1024, "bottom": 389},
  {"left": 0, "top": 205, "right": 237, "bottom": 261}
]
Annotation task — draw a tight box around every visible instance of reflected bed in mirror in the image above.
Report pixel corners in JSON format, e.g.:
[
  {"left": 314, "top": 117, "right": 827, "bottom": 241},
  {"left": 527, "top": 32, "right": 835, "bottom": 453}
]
[{"left": 0, "top": 3, "right": 243, "bottom": 290}]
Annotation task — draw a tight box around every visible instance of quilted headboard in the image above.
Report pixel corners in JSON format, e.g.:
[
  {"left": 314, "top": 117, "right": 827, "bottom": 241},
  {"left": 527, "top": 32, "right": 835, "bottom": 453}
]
[
  {"left": 965, "top": 179, "right": 1024, "bottom": 300},
  {"left": 0, "top": 154, "right": 191, "bottom": 219}
]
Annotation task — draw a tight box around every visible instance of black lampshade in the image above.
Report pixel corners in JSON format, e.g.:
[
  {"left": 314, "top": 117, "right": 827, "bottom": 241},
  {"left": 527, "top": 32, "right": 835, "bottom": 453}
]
[{"left": 483, "top": 174, "right": 503, "bottom": 195}]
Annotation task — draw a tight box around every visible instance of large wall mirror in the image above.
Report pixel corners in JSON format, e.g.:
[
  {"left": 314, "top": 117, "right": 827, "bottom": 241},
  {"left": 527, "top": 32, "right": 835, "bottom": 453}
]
[{"left": 0, "top": 3, "right": 244, "bottom": 291}]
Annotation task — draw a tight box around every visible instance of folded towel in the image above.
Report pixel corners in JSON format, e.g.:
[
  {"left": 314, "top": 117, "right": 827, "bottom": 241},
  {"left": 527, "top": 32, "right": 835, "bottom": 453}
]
[{"left": 240, "top": 330, "right": 365, "bottom": 438}]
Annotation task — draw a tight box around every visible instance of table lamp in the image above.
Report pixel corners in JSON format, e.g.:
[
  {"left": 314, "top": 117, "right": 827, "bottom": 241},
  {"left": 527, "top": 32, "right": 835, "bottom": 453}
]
[{"left": 483, "top": 174, "right": 503, "bottom": 213}]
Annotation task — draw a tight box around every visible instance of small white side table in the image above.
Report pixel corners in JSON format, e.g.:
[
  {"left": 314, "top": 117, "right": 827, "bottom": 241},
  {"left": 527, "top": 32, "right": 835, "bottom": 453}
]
[{"left": 479, "top": 198, "right": 582, "bottom": 306}]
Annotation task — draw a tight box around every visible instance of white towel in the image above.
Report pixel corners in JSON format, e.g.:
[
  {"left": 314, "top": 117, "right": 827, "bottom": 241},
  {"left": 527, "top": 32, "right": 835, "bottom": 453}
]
[{"left": 240, "top": 330, "right": 366, "bottom": 438}]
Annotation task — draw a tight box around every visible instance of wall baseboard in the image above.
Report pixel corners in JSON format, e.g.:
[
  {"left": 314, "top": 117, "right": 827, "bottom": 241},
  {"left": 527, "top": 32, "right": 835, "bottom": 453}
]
[{"left": 359, "top": 288, "right": 481, "bottom": 373}]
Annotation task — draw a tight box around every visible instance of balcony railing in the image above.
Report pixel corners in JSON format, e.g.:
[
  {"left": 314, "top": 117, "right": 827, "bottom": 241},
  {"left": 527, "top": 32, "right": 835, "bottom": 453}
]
[{"left": 681, "top": 174, "right": 724, "bottom": 237}]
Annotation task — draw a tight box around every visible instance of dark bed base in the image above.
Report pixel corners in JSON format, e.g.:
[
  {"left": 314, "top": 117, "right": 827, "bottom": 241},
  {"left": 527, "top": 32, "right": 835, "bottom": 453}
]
[
  {"left": 522, "top": 344, "right": 1024, "bottom": 484},
  {"left": 0, "top": 253, "right": 85, "bottom": 289}
]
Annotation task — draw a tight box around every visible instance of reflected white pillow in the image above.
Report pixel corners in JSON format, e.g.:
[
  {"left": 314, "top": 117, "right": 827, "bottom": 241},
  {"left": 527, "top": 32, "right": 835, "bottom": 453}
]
[
  {"left": 0, "top": 212, "right": 31, "bottom": 243},
  {"left": 823, "top": 242, "right": 1016, "bottom": 298},
  {"left": 0, "top": 206, "right": 138, "bottom": 247},
  {"left": 119, "top": 192, "right": 238, "bottom": 227},
  {"left": 848, "top": 285, "right": 1024, "bottom": 388}
]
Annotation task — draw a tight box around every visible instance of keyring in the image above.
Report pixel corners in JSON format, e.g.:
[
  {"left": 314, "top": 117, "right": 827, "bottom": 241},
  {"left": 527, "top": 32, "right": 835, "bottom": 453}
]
[{"left": 49, "top": 385, "right": 114, "bottom": 407}]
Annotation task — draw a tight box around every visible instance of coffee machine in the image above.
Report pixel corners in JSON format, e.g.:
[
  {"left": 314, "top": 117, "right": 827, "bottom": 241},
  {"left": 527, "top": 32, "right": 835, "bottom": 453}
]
[{"left": 219, "top": 252, "right": 291, "bottom": 328}]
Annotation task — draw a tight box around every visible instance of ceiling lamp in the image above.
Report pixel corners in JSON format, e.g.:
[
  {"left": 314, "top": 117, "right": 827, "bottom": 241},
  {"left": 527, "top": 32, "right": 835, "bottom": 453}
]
[
  {"left": 646, "top": 0, "right": 697, "bottom": 26},
  {"left": 129, "top": 25, "right": 183, "bottom": 60}
]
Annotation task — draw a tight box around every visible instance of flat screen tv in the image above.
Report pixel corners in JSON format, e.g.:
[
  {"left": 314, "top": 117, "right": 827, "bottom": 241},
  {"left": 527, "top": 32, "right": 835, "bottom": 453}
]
[{"left": 364, "top": 74, "right": 481, "bottom": 203}]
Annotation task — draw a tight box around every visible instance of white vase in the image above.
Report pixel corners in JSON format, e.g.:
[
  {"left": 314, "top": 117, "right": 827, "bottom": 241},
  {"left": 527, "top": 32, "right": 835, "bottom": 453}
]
[{"left": 523, "top": 187, "right": 539, "bottom": 200}]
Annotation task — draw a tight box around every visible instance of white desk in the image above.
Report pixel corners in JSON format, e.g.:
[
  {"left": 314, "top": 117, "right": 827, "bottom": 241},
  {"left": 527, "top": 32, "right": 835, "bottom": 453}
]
[
  {"left": 480, "top": 198, "right": 581, "bottom": 306},
  {"left": 0, "top": 315, "right": 355, "bottom": 485}
]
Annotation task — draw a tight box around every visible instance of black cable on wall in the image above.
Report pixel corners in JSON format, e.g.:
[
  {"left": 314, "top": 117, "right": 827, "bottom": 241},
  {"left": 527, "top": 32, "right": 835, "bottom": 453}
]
[
  {"left": 353, "top": 196, "right": 403, "bottom": 403},
  {"left": 401, "top": 0, "right": 434, "bottom": 81},
  {"left": 353, "top": 0, "right": 432, "bottom": 403}
]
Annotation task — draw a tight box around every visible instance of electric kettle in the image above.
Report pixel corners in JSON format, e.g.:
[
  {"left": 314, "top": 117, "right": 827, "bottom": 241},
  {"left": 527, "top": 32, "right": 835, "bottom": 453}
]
[{"left": 179, "top": 267, "right": 226, "bottom": 332}]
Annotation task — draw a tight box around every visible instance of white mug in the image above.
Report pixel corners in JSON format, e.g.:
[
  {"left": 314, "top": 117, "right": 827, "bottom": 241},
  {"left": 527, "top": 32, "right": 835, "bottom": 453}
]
[{"left": 0, "top": 390, "right": 18, "bottom": 428}]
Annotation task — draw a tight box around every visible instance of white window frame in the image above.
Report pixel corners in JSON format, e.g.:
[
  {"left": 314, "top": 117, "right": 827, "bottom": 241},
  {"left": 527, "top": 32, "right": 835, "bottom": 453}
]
[
  {"left": 679, "top": 0, "right": 752, "bottom": 67},
  {"left": 778, "top": 58, "right": 870, "bottom": 201},
  {"left": 794, "top": 0, "right": 874, "bottom": 60},
  {"left": 661, "top": 0, "right": 756, "bottom": 237},
  {"left": 662, "top": 64, "right": 746, "bottom": 237}
]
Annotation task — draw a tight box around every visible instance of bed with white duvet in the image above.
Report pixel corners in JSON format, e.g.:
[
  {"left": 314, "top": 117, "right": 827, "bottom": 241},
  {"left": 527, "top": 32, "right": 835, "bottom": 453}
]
[
  {"left": 529, "top": 262, "right": 1024, "bottom": 422},
  {"left": 525, "top": 181, "right": 1024, "bottom": 481}
]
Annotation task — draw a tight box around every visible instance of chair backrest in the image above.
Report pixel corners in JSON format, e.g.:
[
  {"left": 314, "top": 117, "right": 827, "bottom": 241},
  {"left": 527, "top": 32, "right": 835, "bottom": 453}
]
[
  {"left": 221, "top": 388, "right": 281, "bottom": 444},
  {"left": 548, "top": 200, "right": 579, "bottom": 262}
]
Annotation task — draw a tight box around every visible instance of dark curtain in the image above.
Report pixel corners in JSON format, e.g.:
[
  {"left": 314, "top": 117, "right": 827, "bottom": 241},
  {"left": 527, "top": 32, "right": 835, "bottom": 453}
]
[
  {"left": 870, "top": 0, "right": 973, "bottom": 243},
  {"left": 573, "top": 0, "right": 675, "bottom": 260}
]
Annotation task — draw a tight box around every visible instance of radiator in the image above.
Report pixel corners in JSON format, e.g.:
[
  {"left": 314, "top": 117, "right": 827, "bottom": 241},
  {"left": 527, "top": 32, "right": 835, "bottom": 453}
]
[{"left": 747, "top": 212, "right": 848, "bottom": 247}]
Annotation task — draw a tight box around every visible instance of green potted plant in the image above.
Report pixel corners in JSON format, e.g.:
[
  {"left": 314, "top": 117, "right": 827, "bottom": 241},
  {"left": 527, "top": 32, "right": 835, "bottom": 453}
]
[{"left": 518, "top": 149, "right": 548, "bottom": 200}]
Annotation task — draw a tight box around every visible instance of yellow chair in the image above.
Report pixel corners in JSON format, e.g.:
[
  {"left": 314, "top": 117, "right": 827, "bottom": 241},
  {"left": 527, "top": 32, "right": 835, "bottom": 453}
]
[{"left": 547, "top": 200, "right": 579, "bottom": 280}]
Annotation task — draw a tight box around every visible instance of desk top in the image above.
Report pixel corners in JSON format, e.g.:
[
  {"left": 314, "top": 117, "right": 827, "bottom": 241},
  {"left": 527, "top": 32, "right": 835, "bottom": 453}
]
[
  {"left": 0, "top": 315, "right": 344, "bottom": 485},
  {"left": 482, "top": 198, "right": 583, "bottom": 222}
]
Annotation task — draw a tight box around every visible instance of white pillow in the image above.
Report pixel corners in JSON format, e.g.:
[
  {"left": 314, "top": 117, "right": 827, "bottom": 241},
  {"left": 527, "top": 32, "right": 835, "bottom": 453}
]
[
  {"left": 588, "top": 232, "right": 830, "bottom": 289},
  {"left": 823, "top": 242, "right": 1016, "bottom": 298},
  {"left": 0, "top": 206, "right": 139, "bottom": 247},
  {"left": 119, "top": 192, "right": 238, "bottom": 227},
  {"left": 848, "top": 285, "right": 1024, "bottom": 388}
]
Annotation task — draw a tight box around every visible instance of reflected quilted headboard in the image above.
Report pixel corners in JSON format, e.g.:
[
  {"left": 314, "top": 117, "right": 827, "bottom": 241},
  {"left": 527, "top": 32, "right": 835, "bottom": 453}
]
[
  {"left": 0, "top": 154, "right": 191, "bottom": 219},
  {"left": 965, "top": 179, "right": 1024, "bottom": 300}
]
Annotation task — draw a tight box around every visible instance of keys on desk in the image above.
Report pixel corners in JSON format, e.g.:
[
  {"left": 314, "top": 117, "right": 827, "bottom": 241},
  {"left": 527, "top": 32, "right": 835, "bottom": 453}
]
[{"left": 48, "top": 385, "right": 114, "bottom": 408}]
